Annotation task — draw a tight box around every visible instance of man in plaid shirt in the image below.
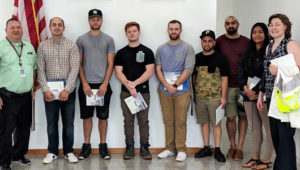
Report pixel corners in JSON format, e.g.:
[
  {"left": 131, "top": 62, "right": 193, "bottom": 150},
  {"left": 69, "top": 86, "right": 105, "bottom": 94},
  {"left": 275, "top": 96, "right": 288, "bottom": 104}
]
[{"left": 37, "top": 17, "right": 80, "bottom": 164}]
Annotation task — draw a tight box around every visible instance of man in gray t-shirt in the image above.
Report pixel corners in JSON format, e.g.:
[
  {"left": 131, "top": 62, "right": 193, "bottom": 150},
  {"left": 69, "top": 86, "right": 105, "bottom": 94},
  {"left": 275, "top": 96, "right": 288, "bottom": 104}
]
[
  {"left": 76, "top": 9, "right": 115, "bottom": 160},
  {"left": 155, "top": 20, "right": 195, "bottom": 162}
]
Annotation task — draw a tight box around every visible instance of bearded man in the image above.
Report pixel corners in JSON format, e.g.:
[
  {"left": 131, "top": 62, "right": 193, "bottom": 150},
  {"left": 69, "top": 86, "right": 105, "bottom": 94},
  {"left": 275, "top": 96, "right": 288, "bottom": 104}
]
[
  {"left": 155, "top": 20, "right": 195, "bottom": 162},
  {"left": 215, "top": 16, "right": 250, "bottom": 161},
  {"left": 76, "top": 9, "right": 115, "bottom": 160}
]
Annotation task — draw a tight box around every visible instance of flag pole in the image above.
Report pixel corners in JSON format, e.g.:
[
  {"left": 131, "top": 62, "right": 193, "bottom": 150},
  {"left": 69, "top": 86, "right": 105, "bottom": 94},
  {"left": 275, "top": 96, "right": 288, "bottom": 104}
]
[
  {"left": 30, "top": 0, "right": 39, "bottom": 131},
  {"left": 30, "top": 0, "right": 40, "bottom": 44}
]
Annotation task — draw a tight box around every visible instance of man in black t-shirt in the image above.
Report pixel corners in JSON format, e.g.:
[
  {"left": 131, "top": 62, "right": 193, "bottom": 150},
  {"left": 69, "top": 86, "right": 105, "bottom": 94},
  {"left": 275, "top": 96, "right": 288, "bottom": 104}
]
[
  {"left": 192, "top": 30, "right": 229, "bottom": 163},
  {"left": 114, "top": 22, "right": 154, "bottom": 160}
]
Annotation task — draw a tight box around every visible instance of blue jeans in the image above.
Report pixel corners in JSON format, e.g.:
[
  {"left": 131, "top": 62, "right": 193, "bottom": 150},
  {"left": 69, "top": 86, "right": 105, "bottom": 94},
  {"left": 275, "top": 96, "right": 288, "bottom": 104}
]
[{"left": 44, "top": 91, "right": 75, "bottom": 155}]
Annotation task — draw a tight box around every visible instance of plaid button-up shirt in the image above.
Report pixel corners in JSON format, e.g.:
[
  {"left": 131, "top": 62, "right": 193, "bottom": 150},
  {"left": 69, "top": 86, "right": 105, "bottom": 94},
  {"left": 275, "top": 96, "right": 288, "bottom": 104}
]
[{"left": 37, "top": 37, "right": 80, "bottom": 92}]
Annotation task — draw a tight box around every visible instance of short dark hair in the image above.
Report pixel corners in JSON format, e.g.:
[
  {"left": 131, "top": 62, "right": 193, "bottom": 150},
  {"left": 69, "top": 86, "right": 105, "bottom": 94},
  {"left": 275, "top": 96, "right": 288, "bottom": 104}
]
[
  {"left": 125, "top": 22, "right": 140, "bottom": 32},
  {"left": 268, "top": 13, "right": 292, "bottom": 39},
  {"left": 6, "top": 18, "right": 21, "bottom": 28},
  {"left": 49, "top": 17, "right": 65, "bottom": 27},
  {"left": 168, "top": 20, "right": 182, "bottom": 28}
]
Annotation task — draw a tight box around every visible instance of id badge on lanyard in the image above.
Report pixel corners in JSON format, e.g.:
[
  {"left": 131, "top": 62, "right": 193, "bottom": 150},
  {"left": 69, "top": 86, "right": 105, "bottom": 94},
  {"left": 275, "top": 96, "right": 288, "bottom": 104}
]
[
  {"left": 20, "top": 69, "right": 26, "bottom": 77},
  {"left": 6, "top": 37, "right": 26, "bottom": 78}
]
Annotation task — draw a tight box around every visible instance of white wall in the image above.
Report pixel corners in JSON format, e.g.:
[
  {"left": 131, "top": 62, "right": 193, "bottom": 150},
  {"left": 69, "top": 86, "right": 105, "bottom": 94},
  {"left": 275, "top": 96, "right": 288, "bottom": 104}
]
[
  {"left": 0, "top": 0, "right": 217, "bottom": 149},
  {"left": 235, "top": 0, "right": 300, "bottom": 41},
  {"left": 216, "top": 0, "right": 237, "bottom": 36}
]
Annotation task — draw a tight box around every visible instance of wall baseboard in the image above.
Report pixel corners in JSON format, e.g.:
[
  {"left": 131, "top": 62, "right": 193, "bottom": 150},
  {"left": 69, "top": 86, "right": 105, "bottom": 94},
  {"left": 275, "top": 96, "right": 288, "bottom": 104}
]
[{"left": 27, "top": 147, "right": 207, "bottom": 154}]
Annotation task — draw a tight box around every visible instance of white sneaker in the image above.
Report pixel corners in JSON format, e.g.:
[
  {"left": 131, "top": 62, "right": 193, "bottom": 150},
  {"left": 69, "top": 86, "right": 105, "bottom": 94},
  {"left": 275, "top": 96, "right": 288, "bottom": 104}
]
[
  {"left": 176, "top": 152, "right": 186, "bottom": 162},
  {"left": 65, "top": 153, "right": 78, "bottom": 163},
  {"left": 157, "top": 150, "right": 175, "bottom": 159},
  {"left": 43, "top": 153, "right": 58, "bottom": 164}
]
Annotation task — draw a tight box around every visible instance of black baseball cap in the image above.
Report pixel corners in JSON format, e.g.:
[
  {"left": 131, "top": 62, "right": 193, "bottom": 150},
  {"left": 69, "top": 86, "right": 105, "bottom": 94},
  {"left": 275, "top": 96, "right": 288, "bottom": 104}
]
[
  {"left": 200, "top": 30, "right": 215, "bottom": 40},
  {"left": 88, "top": 9, "right": 102, "bottom": 18}
]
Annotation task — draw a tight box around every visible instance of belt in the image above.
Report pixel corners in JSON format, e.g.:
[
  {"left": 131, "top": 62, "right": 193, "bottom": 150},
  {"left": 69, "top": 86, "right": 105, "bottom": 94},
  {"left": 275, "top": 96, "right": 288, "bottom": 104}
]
[{"left": 0, "top": 88, "right": 31, "bottom": 98}]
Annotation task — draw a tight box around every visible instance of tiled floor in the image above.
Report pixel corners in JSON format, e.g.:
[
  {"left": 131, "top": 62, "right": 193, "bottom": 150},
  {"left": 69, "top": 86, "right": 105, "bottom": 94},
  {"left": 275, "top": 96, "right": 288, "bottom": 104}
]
[
  {"left": 11, "top": 153, "right": 259, "bottom": 170},
  {"left": 8, "top": 120, "right": 300, "bottom": 170}
]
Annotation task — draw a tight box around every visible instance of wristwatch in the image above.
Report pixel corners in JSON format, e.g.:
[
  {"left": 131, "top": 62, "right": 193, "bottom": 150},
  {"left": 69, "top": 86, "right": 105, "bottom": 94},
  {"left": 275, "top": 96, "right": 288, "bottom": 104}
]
[{"left": 173, "top": 84, "right": 178, "bottom": 88}]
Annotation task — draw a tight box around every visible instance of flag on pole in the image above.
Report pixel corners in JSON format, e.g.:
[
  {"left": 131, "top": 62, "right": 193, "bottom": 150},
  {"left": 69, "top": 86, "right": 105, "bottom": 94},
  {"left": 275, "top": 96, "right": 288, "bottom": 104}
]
[
  {"left": 12, "top": 0, "right": 48, "bottom": 51},
  {"left": 12, "top": 0, "right": 48, "bottom": 131}
]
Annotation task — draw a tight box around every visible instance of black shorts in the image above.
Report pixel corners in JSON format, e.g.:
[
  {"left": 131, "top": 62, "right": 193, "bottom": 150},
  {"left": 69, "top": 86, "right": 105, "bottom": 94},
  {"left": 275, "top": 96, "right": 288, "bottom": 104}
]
[{"left": 78, "top": 83, "right": 112, "bottom": 120}]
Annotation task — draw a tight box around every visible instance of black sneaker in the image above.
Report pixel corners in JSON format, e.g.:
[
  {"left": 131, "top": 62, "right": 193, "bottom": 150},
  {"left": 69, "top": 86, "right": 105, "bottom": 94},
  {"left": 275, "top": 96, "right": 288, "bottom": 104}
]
[
  {"left": 99, "top": 143, "right": 111, "bottom": 160},
  {"left": 140, "top": 142, "right": 152, "bottom": 160},
  {"left": 13, "top": 156, "right": 31, "bottom": 165},
  {"left": 123, "top": 140, "right": 135, "bottom": 160},
  {"left": 214, "top": 149, "right": 226, "bottom": 162},
  {"left": 78, "top": 143, "right": 91, "bottom": 160},
  {"left": 194, "top": 146, "right": 212, "bottom": 158},
  {"left": 1, "top": 163, "right": 11, "bottom": 170}
]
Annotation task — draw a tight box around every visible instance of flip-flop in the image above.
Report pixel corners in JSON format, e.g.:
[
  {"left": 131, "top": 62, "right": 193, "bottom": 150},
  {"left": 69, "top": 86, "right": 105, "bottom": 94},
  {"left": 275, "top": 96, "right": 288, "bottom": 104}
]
[
  {"left": 242, "top": 158, "right": 260, "bottom": 168},
  {"left": 253, "top": 160, "right": 272, "bottom": 170}
]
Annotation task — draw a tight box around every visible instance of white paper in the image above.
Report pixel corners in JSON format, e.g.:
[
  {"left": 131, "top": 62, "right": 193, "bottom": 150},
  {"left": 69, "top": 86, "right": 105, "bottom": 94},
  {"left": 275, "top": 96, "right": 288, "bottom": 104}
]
[
  {"left": 47, "top": 81, "right": 64, "bottom": 100},
  {"left": 124, "top": 92, "right": 148, "bottom": 114},
  {"left": 86, "top": 89, "right": 104, "bottom": 106},
  {"left": 215, "top": 105, "right": 225, "bottom": 125},
  {"left": 249, "top": 76, "right": 261, "bottom": 90},
  {"left": 164, "top": 72, "right": 183, "bottom": 90},
  {"left": 271, "top": 53, "right": 299, "bottom": 76},
  {"left": 270, "top": 53, "right": 296, "bottom": 67}
]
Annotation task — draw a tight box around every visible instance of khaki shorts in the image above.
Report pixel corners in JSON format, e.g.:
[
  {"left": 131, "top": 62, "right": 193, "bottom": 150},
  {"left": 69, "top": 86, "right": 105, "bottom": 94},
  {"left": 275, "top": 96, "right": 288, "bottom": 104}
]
[
  {"left": 225, "top": 87, "right": 246, "bottom": 117},
  {"left": 195, "top": 96, "right": 221, "bottom": 125}
]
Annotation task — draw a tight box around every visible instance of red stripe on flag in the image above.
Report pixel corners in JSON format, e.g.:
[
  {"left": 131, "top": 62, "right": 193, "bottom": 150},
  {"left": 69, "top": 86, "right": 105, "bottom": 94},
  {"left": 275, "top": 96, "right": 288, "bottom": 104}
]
[
  {"left": 14, "top": 0, "right": 18, "bottom": 7},
  {"left": 35, "top": 0, "right": 43, "bottom": 13},
  {"left": 24, "top": 0, "right": 39, "bottom": 50},
  {"left": 39, "top": 17, "right": 46, "bottom": 33}
]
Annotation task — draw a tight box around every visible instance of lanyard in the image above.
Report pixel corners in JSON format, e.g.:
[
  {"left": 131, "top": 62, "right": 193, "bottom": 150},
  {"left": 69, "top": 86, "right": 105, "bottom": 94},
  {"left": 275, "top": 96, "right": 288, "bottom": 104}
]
[{"left": 6, "top": 37, "right": 23, "bottom": 67}]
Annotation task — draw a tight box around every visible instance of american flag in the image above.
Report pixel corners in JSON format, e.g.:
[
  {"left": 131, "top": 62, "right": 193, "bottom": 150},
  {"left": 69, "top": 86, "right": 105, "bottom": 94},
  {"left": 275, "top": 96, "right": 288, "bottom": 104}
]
[
  {"left": 12, "top": 0, "right": 48, "bottom": 51},
  {"left": 12, "top": 0, "right": 48, "bottom": 130}
]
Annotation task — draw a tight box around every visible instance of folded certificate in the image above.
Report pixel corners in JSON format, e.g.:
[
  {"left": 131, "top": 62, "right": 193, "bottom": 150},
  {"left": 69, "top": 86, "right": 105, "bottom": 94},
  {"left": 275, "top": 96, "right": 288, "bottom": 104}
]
[
  {"left": 86, "top": 89, "right": 104, "bottom": 106},
  {"left": 124, "top": 92, "right": 148, "bottom": 114},
  {"left": 47, "top": 81, "right": 64, "bottom": 100},
  {"left": 215, "top": 105, "right": 225, "bottom": 125},
  {"left": 247, "top": 76, "right": 261, "bottom": 93},
  {"left": 164, "top": 72, "right": 188, "bottom": 91},
  {"left": 271, "top": 53, "right": 299, "bottom": 76}
]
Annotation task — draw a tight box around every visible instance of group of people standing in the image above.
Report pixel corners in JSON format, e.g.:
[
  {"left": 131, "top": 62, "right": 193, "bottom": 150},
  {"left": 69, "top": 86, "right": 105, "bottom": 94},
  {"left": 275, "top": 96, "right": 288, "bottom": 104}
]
[{"left": 0, "top": 7, "right": 299, "bottom": 170}]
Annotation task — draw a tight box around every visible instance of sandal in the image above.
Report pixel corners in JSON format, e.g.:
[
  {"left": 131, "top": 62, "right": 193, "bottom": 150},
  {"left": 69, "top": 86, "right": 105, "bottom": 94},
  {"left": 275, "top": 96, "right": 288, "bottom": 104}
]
[
  {"left": 242, "top": 158, "right": 260, "bottom": 168},
  {"left": 253, "top": 160, "right": 272, "bottom": 170}
]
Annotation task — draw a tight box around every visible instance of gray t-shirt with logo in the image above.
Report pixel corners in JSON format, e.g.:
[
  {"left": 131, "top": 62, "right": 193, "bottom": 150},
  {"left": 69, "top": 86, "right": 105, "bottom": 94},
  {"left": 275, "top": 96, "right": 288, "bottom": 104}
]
[{"left": 76, "top": 32, "right": 115, "bottom": 83}]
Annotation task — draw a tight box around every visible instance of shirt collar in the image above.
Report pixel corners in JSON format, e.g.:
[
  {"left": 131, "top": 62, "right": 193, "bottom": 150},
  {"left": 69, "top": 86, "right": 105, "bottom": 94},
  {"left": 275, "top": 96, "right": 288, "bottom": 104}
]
[
  {"left": 50, "top": 36, "right": 65, "bottom": 45},
  {"left": 5, "top": 38, "right": 26, "bottom": 47}
]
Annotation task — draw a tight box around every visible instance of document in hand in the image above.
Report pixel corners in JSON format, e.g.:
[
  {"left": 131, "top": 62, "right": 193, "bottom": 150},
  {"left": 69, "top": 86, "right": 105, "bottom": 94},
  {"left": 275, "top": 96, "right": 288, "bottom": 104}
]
[
  {"left": 164, "top": 72, "right": 188, "bottom": 91},
  {"left": 124, "top": 92, "right": 148, "bottom": 114},
  {"left": 271, "top": 53, "right": 298, "bottom": 76},
  {"left": 215, "top": 105, "right": 225, "bottom": 125},
  {"left": 247, "top": 76, "right": 261, "bottom": 93},
  {"left": 86, "top": 89, "right": 104, "bottom": 106},
  {"left": 47, "top": 81, "right": 64, "bottom": 100}
]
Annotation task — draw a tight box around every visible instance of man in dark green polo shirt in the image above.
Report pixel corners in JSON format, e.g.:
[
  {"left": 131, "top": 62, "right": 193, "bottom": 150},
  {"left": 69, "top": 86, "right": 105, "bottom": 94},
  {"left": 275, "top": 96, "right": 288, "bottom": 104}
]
[{"left": 0, "top": 18, "right": 37, "bottom": 170}]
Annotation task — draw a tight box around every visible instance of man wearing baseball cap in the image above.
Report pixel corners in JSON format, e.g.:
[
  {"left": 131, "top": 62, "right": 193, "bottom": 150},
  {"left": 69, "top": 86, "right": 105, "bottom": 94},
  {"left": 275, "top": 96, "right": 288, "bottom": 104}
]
[
  {"left": 76, "top": 9, "right": 115, "bottom": 160},
  {"left": 215, "top": 16, "right": 249, "bottom": 160},
  {"left": 192, "top": 30, "right": 229, "bottom": 162}
]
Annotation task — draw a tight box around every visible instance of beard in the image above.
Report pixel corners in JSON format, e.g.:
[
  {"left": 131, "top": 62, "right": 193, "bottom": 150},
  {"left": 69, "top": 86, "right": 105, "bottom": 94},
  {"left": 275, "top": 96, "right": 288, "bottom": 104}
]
[
  {"left": 226, "top": 27, "right": 237, "bottom": 35},
  {"left": 169, "top": 34, "right": 180, "bottom": 40},
  {"left": 90, "top": 26, "right": 100, "bottom": 30},
  {"left": 203, "top": 47, "right": 214, "bottom": 53}
]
